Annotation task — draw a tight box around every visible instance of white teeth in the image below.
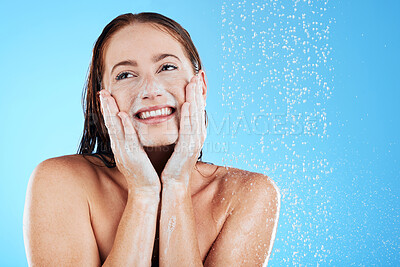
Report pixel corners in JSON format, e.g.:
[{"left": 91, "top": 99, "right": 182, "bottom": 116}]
[{"left": 138, "top": 107, "right": 173, "bottom": 119}]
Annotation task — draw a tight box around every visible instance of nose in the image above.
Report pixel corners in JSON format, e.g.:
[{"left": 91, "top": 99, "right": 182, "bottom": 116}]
[{"left": 139, "top": 75, "right": 164, "bottom": 100}]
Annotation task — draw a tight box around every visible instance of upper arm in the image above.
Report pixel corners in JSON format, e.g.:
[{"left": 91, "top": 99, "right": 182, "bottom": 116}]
[
  {"left": 204, "top": 174, "right": 281, "bottom": 267},
  {"left": 23, "top": 158, "right": 101, "bottom": 267}
]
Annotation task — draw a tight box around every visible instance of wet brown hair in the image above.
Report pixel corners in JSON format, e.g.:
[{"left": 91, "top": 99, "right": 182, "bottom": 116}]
[{"left": 77, "top": 12, "right": 207, "bottom": 168}]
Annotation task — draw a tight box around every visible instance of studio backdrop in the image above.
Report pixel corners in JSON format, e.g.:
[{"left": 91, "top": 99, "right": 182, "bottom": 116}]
[{"left": 0, "top": 0, "right": 399, "bottom": 266}]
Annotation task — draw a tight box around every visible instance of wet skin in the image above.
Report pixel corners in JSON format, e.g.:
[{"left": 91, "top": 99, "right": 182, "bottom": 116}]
[{"left": 23, "top": 22, "right": 280, "bottom": 267}]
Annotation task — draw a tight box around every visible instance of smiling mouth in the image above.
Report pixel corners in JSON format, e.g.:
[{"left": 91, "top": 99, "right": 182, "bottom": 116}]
[
  {"left": 134, "top": 108, "right": 176, "bottom": 125},
  {"left": 136, "top": 107, "right": 176, "bottom": 120}
]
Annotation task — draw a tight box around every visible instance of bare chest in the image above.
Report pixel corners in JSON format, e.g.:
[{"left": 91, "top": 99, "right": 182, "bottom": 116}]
[{"left": 88, "top": 176, "right": 230, "bottom": 264}]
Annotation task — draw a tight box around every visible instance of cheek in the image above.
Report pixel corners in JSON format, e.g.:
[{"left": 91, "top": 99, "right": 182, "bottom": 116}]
[
  {"left": 162, "top": 74, "right": 188, "bottom": 103},
  {"left": 112, "top": 94, "right": 130, "bottom": 112},
  {"left": 107, "top": 80, "right": 143, "bottom": 111}
]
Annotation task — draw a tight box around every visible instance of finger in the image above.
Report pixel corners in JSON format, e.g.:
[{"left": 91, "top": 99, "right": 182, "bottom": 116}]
[
  {"left": 100, "top": 91, "right": 125, "bottom": 143},
  {"left": 118, "top": 112, "right": 141, "bottom": 154},
  {"left": 99, "top": 91, "right": 125, "bottom": 162},
  {"left": 185, "top": 77, "right": 196, "bottom": 129},
  {"left": 194, "top": 77, "right": 205, "bottom": 154},
  {"left": 180, "top": 102, "right": 191, "bottom": 135},
  {"left": 183, "top": 102, "right": 197, "bottom": 156},
  {"left": 187, "top": 76, "right": 202, "bottom": 153},
  {"left": 173, "top": 102, "right": 187, "bottom": 156},
  {"left": 190, "top": 76, "right": 200, "bottom": 133},
  {"left": 196, "top": 75, "right": 206, "bottom": 115},
  {"left": 196, "top": 76, "right": 207, "bottom": 141},
  {"left": 195, "top": 75, "right": 204, "bottom": 134},
  {"left": 186, "top": 75, "right": 197, "bottom": 103}
]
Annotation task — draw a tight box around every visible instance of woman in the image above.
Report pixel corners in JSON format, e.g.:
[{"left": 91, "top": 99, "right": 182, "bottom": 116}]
[{"left": 23, "top": 12, "right": 280, "bottom": 266}]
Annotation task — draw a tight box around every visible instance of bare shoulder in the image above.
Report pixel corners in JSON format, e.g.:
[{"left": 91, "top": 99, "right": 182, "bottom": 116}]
[
  {"left": 24, "top": 154, "right": 97, "bottom": 216},
  {"left": 32, "top": 154, "right": 101, "bottom": 180},
  {"left": 28, "top": 154, "right": 107, "bottom": 193},
  {"left": 217, "top": 165, "right": 281, "bottom": 208},
  {"left": 204, "top": 166, "right": 281, "bottom": 265},
  {"left": 25, "top": 154, "right": 109, "bottom": 214},
  {"left": 24, "top": 154, "right": 103, "bottom": 265}
]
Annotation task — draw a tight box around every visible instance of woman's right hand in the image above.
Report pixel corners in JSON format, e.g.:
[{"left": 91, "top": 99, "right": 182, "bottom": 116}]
[{"left": 99, "top": 90, "right": 161, "bottom": 196}]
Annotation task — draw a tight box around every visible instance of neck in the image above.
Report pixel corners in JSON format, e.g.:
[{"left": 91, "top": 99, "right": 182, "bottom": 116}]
[{"left": 143, "top": 144, "right": 175, "bottom": 177}]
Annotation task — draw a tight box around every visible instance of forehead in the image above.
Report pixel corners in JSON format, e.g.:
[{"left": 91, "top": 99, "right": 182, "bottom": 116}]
[{"left": 104, "top": 23, "right": 187, "bottom": 66}]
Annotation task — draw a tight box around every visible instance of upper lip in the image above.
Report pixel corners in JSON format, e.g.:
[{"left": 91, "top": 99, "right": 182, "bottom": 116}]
[{"left": 135, "top": 105, "right": 175, "bottom": 116}]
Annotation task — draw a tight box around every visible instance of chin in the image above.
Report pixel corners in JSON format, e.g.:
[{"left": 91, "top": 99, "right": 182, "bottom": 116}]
[
  {"left": 134, "top": 115, "right": 180, "bottom": 147},
  {"left": 137, "top": 130, "right": 178, "bottom": 147}
]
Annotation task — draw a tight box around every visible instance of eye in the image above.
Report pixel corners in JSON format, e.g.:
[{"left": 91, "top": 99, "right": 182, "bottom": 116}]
[
  {"left": 115, "top": 72, "right": 134, "bottom": 81},
  {"left": 160, "top": 64, "right": 178, "bottom": 72}
]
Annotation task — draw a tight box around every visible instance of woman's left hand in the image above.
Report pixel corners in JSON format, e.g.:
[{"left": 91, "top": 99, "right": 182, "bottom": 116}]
[{"left": 161, "top": 74, "right": 206, "bottom": 188}]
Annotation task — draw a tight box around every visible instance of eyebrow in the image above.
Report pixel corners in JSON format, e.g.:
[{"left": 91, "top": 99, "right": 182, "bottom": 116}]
[{"left": 110, "top": 53, "right": 181, "bottom": 74}]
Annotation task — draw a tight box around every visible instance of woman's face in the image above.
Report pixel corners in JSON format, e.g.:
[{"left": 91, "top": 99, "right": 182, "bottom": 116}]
[{"left": 102, "top": 23, "right": 205, "bottom": 147}]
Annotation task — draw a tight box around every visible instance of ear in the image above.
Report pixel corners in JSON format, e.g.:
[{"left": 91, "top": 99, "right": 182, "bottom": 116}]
[{"left": 198, "top": 70, "right": 208, "bottom": 107}]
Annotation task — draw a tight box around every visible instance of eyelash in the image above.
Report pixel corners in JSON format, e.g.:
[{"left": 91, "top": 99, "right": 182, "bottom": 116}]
[
  {"left": 115, "top": 64, "right": 178, "bottom": 81},
  {"left": 115, "top": 72, "right": 134, "bottom": 81},
  {"left": 160, "top": 64, "right": 178, "bottom": 72}
]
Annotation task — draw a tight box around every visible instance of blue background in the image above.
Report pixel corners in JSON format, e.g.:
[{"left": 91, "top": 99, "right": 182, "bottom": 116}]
[{"left": 0, "top": 0, "right": 399, "bottom": 266}]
